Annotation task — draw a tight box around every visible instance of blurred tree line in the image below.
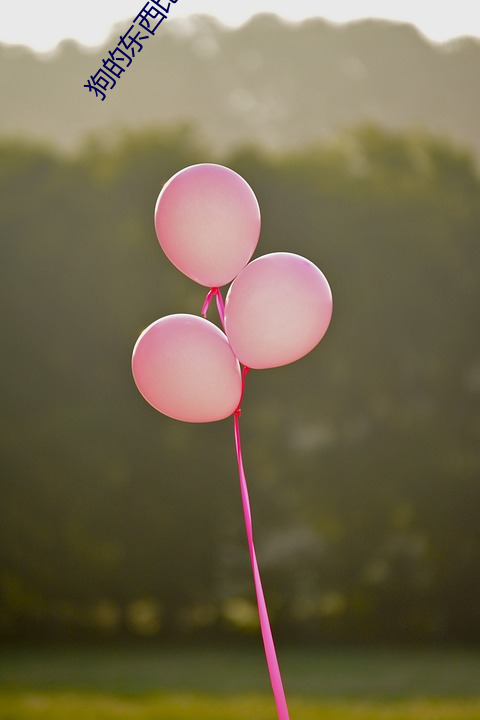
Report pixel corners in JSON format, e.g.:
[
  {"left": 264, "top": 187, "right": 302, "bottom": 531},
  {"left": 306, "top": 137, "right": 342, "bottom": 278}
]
[{"left": 1, "top": 124, "right": 479, "bottom": 645}]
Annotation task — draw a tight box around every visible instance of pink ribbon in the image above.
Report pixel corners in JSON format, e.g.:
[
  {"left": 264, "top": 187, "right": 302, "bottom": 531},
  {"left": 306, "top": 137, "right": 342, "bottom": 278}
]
[
  {"left": 201, "top": 287, "right": 226, "bottom": 332},
  {"left": 203, "top": 288, "right": 290, "bottom": 720},
  {"left": 234, "top": 406, "right": 290, "bottom": 720}
]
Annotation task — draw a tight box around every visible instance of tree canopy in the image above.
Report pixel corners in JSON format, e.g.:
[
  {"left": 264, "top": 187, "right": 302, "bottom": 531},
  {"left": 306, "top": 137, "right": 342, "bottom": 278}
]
[{"left": 1, "top": 124, "right": 479, "bottom": 644}]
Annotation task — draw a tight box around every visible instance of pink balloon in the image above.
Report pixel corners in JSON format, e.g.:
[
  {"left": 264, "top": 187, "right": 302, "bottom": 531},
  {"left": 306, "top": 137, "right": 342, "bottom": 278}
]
[
  {"left": 224, "top": 253, "right": 333, "bottom": 370},
  {"left": 154, "top": 164, "right": 261, "bottom": 287},
  {"left": 132, "top": 314, "right": 242, "bottom": 422}
]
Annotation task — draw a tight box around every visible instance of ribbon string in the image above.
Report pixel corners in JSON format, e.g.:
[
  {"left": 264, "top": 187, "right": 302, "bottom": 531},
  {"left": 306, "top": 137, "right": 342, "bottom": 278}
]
[
  {"left": 201, "top": 287, "right": 226, "bottom": 331},
  {"left": 234, "top": 403, "right": 290, "bottom": 720},
  {"left": 215, "top": 289, "right": 226, "bottom": 330},
  {"left": 201, "top": 288, "right": 217, "bottom": 319},
  {"left": 201, "top": 289, "right": 290, "bottom": 720}
]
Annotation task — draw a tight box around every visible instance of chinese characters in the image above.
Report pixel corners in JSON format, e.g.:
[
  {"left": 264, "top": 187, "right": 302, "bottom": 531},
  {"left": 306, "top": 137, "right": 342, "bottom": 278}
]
[{"left": 84, "top": 1, "right": 178, "bottom": 101}]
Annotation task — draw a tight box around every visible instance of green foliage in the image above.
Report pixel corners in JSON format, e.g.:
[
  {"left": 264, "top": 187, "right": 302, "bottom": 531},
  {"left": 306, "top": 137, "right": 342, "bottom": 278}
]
[{"left": 1, "top": 125, "right": 479, "bottom": 644}]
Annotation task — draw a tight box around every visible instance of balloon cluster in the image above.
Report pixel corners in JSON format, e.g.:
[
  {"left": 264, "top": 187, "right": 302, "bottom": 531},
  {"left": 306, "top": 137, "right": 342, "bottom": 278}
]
[
  {"left": 131, "top": 163, "right": 333, "bottom": 720},
  {"left": 132, "top": 163, "right": 333, "bottom": 422}
]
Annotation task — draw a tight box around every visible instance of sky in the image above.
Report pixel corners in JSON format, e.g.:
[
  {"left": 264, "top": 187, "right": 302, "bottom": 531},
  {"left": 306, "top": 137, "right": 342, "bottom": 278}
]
[{"left": 2, "top": 0, "right": 480, "bottom": 52}]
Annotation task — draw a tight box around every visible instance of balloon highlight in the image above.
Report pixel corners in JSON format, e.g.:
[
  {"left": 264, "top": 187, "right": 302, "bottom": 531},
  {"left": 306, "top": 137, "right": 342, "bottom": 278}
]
[
  {"left": 132, "top": 314, "right": 242, "bottom": 423},
  {"left": 154, "top": 163, "right": 261, "bottom": 287},
  {"left": 224, "top": 252, "right": 333, "bottom": 369}
]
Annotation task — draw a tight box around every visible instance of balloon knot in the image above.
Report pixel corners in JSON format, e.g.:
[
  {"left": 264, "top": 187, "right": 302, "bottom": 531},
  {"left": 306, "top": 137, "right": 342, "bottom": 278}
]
[{"left": 234, "top": 408, "right": 242, "bottom": 418}]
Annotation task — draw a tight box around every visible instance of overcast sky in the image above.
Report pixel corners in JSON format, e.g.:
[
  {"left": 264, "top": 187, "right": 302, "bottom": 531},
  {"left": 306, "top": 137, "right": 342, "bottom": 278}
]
[{"left": 3, "top": 0, "right": 480, "bottom": 52}]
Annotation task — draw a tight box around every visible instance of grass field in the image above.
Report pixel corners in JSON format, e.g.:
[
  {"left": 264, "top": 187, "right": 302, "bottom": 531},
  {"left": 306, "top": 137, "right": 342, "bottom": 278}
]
[{"left": 1, "top": 645, "right": 480, "bottom": 719}]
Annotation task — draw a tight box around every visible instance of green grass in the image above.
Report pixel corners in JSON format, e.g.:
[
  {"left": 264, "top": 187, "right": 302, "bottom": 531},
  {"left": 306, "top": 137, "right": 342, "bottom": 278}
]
[
  {"left": 2, "top": 693, "right": 480, "bottom": 720},
  {"left": 1, "top": 645, "right": 480, "bottom": 719}
]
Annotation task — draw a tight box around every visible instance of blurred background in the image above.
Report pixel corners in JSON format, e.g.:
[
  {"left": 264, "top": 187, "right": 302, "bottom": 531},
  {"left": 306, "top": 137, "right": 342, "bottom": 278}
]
[{"left": 1, "top": 2, "right": 480, "bottom": 653}]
